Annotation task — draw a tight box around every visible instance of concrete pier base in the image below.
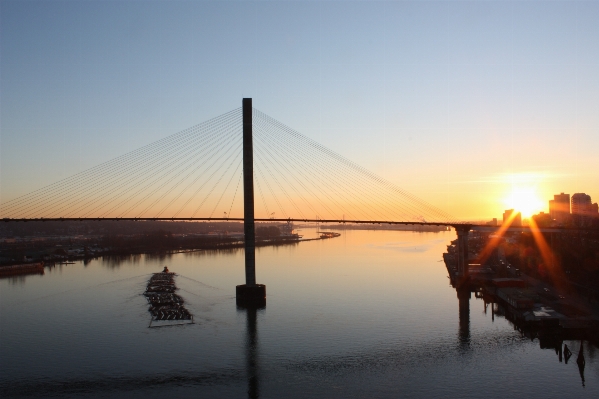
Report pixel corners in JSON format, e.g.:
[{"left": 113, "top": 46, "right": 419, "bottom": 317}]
[{"left": 236, "top": 284, "right": 266, "bottom": 308}]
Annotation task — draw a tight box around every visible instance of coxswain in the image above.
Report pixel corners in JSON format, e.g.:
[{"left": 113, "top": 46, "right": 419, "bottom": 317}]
[{"left": 163, "top": 266, "right": 169, "bottom": 273}]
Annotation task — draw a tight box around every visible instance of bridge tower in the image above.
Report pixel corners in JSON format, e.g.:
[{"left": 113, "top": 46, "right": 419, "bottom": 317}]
[{"left": 236, "top": 98, "right": 266, "bottom": 308}]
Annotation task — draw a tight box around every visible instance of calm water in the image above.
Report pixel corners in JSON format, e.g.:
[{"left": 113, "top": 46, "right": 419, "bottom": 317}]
[{"left": 1, "top": 229, "right": 597, "bottom": 398}]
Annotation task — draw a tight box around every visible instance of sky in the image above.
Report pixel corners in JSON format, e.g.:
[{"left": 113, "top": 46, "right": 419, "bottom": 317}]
[{"left": 1, "top": 0, "right": 598, "bottom": 221}]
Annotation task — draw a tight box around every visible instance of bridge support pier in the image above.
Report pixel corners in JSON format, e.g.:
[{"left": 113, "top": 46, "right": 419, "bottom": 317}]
[
  {"left": 455, "top": 225, "right": 471, "bottom": 286},
  {"left": 237, "top": 98, "right": 266, "bottom": 308}
]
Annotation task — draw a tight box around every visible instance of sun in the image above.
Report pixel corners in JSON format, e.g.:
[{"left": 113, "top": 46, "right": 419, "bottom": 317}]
[{"left": 505, "top": 186, "right": 544, "bottom": 218}]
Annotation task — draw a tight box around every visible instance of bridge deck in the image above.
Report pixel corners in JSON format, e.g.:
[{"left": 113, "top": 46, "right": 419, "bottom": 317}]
[{"left": 2, "top": 217, "right": 595, "bottom": 233}]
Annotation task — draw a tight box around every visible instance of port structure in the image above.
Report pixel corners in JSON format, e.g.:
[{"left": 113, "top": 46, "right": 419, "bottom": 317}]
[{"left": 236, "top": 98, "right": 266, "bottom": 308}]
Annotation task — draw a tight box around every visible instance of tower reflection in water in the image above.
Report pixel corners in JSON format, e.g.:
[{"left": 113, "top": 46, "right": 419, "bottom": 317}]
[{"left": 241, "top": 305, "right": 262, "bottom": 399}]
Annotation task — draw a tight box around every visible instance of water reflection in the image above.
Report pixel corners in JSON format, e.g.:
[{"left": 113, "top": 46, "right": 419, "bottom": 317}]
[
  {"left": 47, "top": 242, "right": 293, "bottom": 270},
  {"left": 577, "top": 341, "right": 586, "bottom": 387},
  {"left": 143, "top": 252, "right": 173, "bottom": 262},
  {"left": 0, "top": 271, "right": 44, "bottom": 285},
  {"left": 458, "top": 284, "right": 594, "bottom": 389},
  {"left": 244, "top": 306, "right": 261, "bottom": 399},
  {"left": 457, "top": 289, "right": 470, "bottom": 350},
  {"left": 101, "top": 254, "right": 144, "bottom": 268}
]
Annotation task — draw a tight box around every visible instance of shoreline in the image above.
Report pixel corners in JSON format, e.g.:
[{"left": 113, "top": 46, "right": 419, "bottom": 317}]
[{"left": 0, "top": 233, "right": 341, "bottom": 269}]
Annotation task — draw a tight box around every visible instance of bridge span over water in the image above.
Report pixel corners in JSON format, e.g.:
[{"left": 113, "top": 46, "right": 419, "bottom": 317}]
[
  {"left": 2, "top": 216, "right": 589, "bottom": 234},
  {"left": 2, "top": 99, "right": 593, "bottom": 306}
]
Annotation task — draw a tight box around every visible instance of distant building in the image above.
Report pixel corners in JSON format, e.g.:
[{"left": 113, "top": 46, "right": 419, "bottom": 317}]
[
  {"left": 549, "top": 193, "right": 570, "bottom": 224},
  {"left": 486, "top": 218, "right": 497, "bottom": 226},
  {"left": 571, "top": 193, "right": 590, "bottom": 215},
  {"left": 503, "top": 209, "right": 522, "bottom": 227},
  {"left": 591, "top": 203, "right": 599, "bottom": 226},
  {"left": 571, "top": 193, "right": 593, "bottom": 226}
]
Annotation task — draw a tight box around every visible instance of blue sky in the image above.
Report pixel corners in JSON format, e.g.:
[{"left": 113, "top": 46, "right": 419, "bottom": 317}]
[{"left": 1, "top": 0, "right": 598, "bottom": 219}]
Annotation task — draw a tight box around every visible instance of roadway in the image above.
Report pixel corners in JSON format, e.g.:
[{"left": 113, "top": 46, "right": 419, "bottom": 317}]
[{"left": 2, "top": 217, "right": 596, "bottom": 233}]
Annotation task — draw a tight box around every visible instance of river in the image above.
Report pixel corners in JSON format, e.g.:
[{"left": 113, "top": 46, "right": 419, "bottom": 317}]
[{"left": 1, "top": 228, "right": 597, "bottom": 398}]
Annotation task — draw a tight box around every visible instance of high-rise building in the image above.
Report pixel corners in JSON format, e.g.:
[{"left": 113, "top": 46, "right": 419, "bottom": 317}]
[
  {"left": 549, "top": 192, "right": 570, "bottom": 224},
  {"left": 503, "top": 209, "right": 522, "bottom": 227},
  {"left": 572, "top": 193, "right": 592, "bottom": 226}
]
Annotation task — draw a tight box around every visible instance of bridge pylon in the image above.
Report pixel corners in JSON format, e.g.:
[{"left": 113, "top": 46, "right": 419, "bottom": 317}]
[{"left": 236, "top": 98, "right": 266, "bottom": 308}]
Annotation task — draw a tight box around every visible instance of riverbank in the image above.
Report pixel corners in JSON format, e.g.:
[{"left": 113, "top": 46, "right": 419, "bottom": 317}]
[
  {"left": 308, "top": 223, "right": 449, "bottom": 232},
  {"left": 0, "top": 232, "right": 341, "bottom": 269}
]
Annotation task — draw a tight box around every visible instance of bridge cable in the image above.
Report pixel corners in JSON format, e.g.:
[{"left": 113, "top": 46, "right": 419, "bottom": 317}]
[
  {"left": 254, "top": 109, "right": 455, "bottom": 223},
  {"left": 0, "top": 108, "right": 240, "bottom": 217},
  {"left": 4, "top": 108, "right": 241, "bottom": 218}
]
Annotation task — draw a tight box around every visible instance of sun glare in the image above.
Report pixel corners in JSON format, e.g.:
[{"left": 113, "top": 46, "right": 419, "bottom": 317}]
[{"left": 505, "top": 186, "right": 544, "bottom": 218}]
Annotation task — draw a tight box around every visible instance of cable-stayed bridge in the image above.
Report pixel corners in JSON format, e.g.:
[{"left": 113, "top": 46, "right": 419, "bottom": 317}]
[
  {"left": 0, "top": 98, "right": 576, "bottom": 305},
  {"left": 1, "top": 108, "right": 454, "bottom": 226}
]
